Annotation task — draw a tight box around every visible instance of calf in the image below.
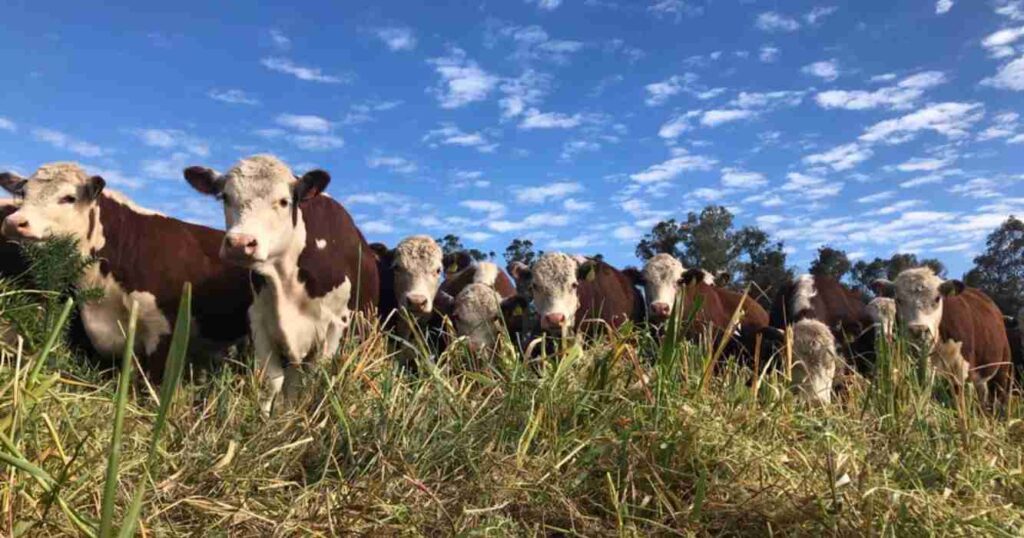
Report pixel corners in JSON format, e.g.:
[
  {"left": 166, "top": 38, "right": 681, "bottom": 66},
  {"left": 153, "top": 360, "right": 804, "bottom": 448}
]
[
  {"left": 372, "top": 236, "right": 444, "bottom": 321},
  {"left": 442, "top": 261, "right": 528, "bottom": 353},
  {"left": 768, "top": 274, "right": 876, "bottom": 373},
  {"left": 873, "top": 268, "right": 1011, "bottom": 403},
  {"left": 1, "top": 163, "right": 251, "bottom": 382},
  {"left": 184, "top": 155, "right": 379, "bottom": 412},
  {"left": 867, "top": 297, "right": 897, "bottom": 341},
  {"left": 441, "top": 259, "right": 516, "bottom": 299},
  {"left": 790, "top": 319, "right": 839, "bottom": 405},
  {"left": 514, "top": 252, "right": 643, "bottom": 337}
]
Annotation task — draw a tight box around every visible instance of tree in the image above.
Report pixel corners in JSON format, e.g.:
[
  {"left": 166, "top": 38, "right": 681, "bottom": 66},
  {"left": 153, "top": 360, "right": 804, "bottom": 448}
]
[
  {"left": 437, "top": 234, "right": 489, "bottom": 261},
  {"left": 733, "top": 226, "right": 792, "bottom": 306},
  {"left": 850, "top": 258, "right": 887, "bottom": 293},
  {"left": 635, "top": 219, "right": 685, "bottom": 260},
  {"left": 808, "top": 246, "right": 851, "bottom": 280},
  {"left": 850, "top": 253, "right": 948, "bottom": 294},
  {"left": 964, "top": 216, "right": 1024, "bottom": 315},
  {"left": 504, "top": 238, "right": 541, "bottom": 266}
]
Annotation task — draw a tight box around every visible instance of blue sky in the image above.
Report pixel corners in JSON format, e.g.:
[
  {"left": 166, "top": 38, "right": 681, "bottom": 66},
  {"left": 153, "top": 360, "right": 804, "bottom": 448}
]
[{"left": 1, "top": 0, "right": 1023, "bottom": 277}]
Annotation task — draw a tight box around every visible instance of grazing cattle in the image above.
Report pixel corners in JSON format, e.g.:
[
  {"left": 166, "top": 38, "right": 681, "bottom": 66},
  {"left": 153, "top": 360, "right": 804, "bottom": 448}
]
[
  {"left": 184, "top": 155, "right": 379, "bottom": 413},
  {"left": 867, "top": 297, "right": 897, "bottom": 340},
  {"left": 442, "top": 261, "right": 528, "bottom": 353},
  {"left": 873, "top": 268, "right": 1011, "bottom": 403},
  {"left": 515, "top": 253, "right": 643, "bottom": 337},
  {"left": 0, "top": 163, "right": 251, "bottom": 381},
  {"left": 769, "top": 274, "right": 876, "bottom": 372},
  {"left": 790, "top": 319, "right": 839, "bottom": 405},
  {"left": 624, "top": 254, "right": 768, "bottom": 359}
]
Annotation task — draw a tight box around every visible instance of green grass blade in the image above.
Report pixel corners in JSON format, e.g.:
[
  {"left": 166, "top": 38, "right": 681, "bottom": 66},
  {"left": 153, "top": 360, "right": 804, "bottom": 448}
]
[
  {"left": 99, "top": 300, "right": 139, "bottom": 538},
  {"left": 26, "top": 296, "right": 74, "bottom": 389}
]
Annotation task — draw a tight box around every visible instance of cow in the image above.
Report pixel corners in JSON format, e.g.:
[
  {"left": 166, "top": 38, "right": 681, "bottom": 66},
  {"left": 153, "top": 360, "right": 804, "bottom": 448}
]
[
  {"left": 768, "top": 274, "right": 876, "bottom": 373},
  {"left": 184, "top": 155, "right": 380, "bottom": 413},
  {"left": 512, "top": 252, "right": 644, "bottom": 338},
  {"left": 441, "top": 261, "right": 529, "bottom": 353},
  {"left": 790, "top": 319, "right": 839, "bottom": 405},
  {"left": 441, "top": 259, "right": 516, "bottom": 299},
  {"left": 442, "top": 250, "right": 475, "bottom": 278},
  {"left": 0, "top": 163, "right": 252, "bottom": 382},
  {"left": 872, "top": 268, "right": 1012, "bottom": 404},
  {"left": 371, "top": 236, "right": 445, "bottom": 321},
  {"left": 867, "top": 297, "right": 897, "bottom": 341},
  {"left": 623, "top": 254, "right": 768, "bottom": 360}
]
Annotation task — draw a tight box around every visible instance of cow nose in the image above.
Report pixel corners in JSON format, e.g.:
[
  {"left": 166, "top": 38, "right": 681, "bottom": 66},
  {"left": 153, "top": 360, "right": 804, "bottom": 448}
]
[
  {"left": 1, "top": 215, "right": 30, "bottom": 238},
  {"left": 406, "top": 293, "right": 430, "bottom": 312},
  {"left": 908, "top": 325, "right": 931, "bottom": 341},
  {"left": 650, "top": 302, "right": 671, "bottom": 320},
  {"left": 541, "top": 312, "right": 566, "bottom": 329},
  {"left": 223, "top": 233, "right": 258, "bottom": 259}
]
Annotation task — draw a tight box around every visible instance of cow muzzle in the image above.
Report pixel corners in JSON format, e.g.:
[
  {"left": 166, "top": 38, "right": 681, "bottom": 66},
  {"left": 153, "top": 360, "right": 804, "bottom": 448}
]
[
  {"left": 221, "top": 233, "right": 260, "bottom": 264},
  {"left": 1, "top": 214, "right": 38, "bottom": 240},
  {"left": 540, "top": 312, "right": 567, "bottom": 331},
  {"left": 403, "top": 293, "right": 431, "bottom": 316},
  {"left": 907, "top": 325, "right": 934, "bottom": 350},
  {"left": 649, "top": 302, "right": 671, "bottom": 322}
]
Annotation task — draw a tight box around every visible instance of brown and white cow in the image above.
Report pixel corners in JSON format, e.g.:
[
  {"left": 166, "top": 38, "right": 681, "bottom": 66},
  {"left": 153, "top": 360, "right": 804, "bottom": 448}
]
[
  {"left": 873, "top": 268, "right": 1011, "bottom": 402},
  {"left": 0, "top": 163, "right": 252, "bottom": 381},
  {"left": 372, "top": 236, "right": 445, "bottom": 321},
  {"left": 441, "top": 261, "right": 528, "bottom": 353},
  {"left": 184, "top": 155, "right": 379, "bottom": 413},
  {"left": 514, "top": 252, "right": 644, "bottom": 337},
  {"left": 790, "top": 318, "right": 839, "bottom": 405}
]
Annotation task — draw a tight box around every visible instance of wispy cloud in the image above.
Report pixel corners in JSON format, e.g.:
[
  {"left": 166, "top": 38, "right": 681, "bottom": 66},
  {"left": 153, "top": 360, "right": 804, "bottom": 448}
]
[
  {"left": 208, "top": 88, "right": 260, "bottom": 105},
  {"left": 630, "top": 150, "right": 716, "bottom": 184},
  {"left": 648, "top": 0, "right": 704, "bottom": 21},
  {"left": 815, "top": 71, "right": 946, "bottom": 110},
  {"left": 802, "top": 59, "right": 840, "bottom": 81},
  {"left": 0, "top": 117, "right": 15, "bottom": 132},
  {"left": 981, "top": 56, "right": 1024, "bottom": 91},
  {"left": 373, "top": 26, "right": 417, "bottom": 51},
  {"left": 275, "top": 114, "right": 332, "bottom": 133},
  {"left": 803, "top": 142, "right": 874, "bottom": 171},
  {"left": 515, "top": 181, "right": 582, "bottom": 203},
  {"left": 261, "top": 57, "right": 350, "bottom": 83},
  {"left": 342, "top": 99, "right": 402, "bottom": 125},
  {"left": 755, "top": 12, "right": 801, "bottom": 32},
  {"left": 427, "top": 48, "right": 499, "bottom": 108},
  {"left": 269, "top": 29, "right": 291, "bottom": 50},
  {"left": 935, "top": 0, "right": 954, "bottom": 14},
  {"left": 32, "top": 128, "right": 107, "bottom": 157},
  {"left": 134, "top": 128, "right": 209, "bottom": 156},
  {"left": 366, "top": 154, "right": 418, "bottom": 174},
  {"left": 859, "top": 102, "right": 985, "bottom": 144},
  {"left": 519, "top": 109, "right": 583, "bottom": 129},
  {"left": 423, "top": 123, "right": 498, "bottom": 153}
]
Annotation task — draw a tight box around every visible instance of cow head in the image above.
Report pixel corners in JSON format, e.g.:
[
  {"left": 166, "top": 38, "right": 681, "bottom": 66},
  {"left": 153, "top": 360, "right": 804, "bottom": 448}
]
[
  {"left": 872, "top": 268, "right": 964, "bottom": 352},
  {"left": 184, "top": 155, "right": 328, "bottom": 270},
  {"left": 443, "top": 251, "right": 474, "bottom": 277},
  {"left": 866, "top": 297, "right": 897, "bottom": 340},
  {"left": 636, "top": 254, "right": 686, "bottom": 323},
  {"left": 0, "top": 163, "right": 106, "bottom": 251},
  {"left": 790, "top": 319, "right": 838, "bottom": 405},
  {"left": 390, "top": 235, "right": 444, "bottom": 317},
  {"left": 451, "top": 283, "right": 527, "bottom": 353},
  {"left": 507, "top": 261, "right": 532, "bottom": 297},
  {"left": 519, "top": 252, "right": 596, "bottom": 333}
]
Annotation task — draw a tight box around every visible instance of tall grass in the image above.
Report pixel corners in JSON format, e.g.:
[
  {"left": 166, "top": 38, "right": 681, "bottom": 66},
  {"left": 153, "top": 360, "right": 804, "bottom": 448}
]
[{"left": 0, "top": 251, "right": 1022, "bottom": 534}]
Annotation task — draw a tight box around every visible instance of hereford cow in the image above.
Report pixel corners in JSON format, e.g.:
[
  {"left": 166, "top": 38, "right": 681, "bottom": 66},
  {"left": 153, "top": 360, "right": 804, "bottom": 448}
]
[
  {"left": 514, "top": 253, "right": 643, "bottom": 337},
  {"left": 872, "top": 268, "right": 1012, "bottom": 403},
  {"left": 184, "top": 155, "right": 379, "bottom": 413},
  {"left": 371, "top": 236, "right": 444, "bottom": 321},
  {"left": 867, "top": 297, "right": 897, "bottom": 341},
  {"left": 768, "top": 274, "right": 876, "bottom": 373},
  {"left": 441, "top": 261, "right": 528, "bottom": 353},
  {"left": 623, "top": 254, "right": 768, "bottom": 359},
  {"left": 0, "top": 163, "right": 251, "bottom": 382},
  {"left": 790, "top": 318, "right": 839, "bottom": 405}
]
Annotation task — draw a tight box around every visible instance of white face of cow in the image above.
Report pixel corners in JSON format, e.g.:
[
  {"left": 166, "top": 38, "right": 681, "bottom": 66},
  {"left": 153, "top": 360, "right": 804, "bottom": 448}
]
[
  {"left": 0, "top": 163, "right": 106, "bottom": 251},
  {"left": 790, "top": 319, "right": 838, "bottom": 405},
  {"left": 184, "top": 155, "right": 328, "bottom": 270},
  {"left": 525, "top": 252, "right": 584, "bottom": 333},
  {"left": 453, "top": 283, "right": 504, "bottom": 352},
  {"left": 392, "top": 235, "right": 443, "bottom": 317},
  {"left": 873, "top": 268, "right": 964, "bottom": 352},
  {"left": 640, "top": 254, "right": 685, "bottom": 322}
]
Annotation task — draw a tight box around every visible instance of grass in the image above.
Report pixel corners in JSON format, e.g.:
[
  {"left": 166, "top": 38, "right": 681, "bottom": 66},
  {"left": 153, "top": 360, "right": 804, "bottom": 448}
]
[{"left": 1, "top": 248, "right": 1023, "bottom": 535}]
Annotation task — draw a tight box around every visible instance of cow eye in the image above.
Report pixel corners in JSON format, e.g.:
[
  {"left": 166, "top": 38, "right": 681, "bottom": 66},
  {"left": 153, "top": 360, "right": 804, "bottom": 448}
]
[
  {"left": 279, "top": 198, "right": 289, "bottom": 208},
  {"left": 571, "top": 282, "right": 579, "bottom": 290},
  {"left": 59, "top": 195, "right": 76, "bottom": 204},
  {"left": 435, "top": 267, "right": 442, "bottom": 275}
]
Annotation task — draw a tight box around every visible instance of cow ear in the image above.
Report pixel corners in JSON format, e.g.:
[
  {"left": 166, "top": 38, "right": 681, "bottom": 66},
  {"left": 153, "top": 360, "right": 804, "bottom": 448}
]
[
  {"left": 870, "top": 279, "right": 895, "bottom": 298},
  {"left": 715, "top": 271, "right": 732, "bottom": 287},
  {"left": 577, "top": 260, "right": 598, "bottom": 282},
  {"left": 295, "top": 169, "right": 330, "bottom": 201},
  {"left": 0, "top": 172, "right": 26, "bottom": 196},
  {"left": 501, "top": 295, "right": 530, "bottom": 319},
  {"left": 368, "top": 242, "right": 390, "bottom": 260},
  {"left": 939, "top": 279, "right": 965, "bottom": 297},
  {"left": 434, "top": 290, "right": 455, "bottom": 316},
  {"left": 183, "top": 166, "right": 223, "bottom": 196},
  {"left": 443, "top": 253, "right": 460, "bottom": 275},
  {"left": 83, "top": 175, "right": 106, "bottom": 201},
  {"left": 622, "top": 267, "right": 645, "bottom": 287},
  {"left": 507, "top": 261, "right": 530, "bottom": 281},
  {"left": 681, "top": 268, "right": 705, "bottom": 286}
]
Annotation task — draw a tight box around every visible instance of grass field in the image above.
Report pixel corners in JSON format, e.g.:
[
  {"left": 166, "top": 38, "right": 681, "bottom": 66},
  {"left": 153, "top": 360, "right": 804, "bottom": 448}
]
[{"left": 1, "top": 261, "right": 1023, "bottom": 536}]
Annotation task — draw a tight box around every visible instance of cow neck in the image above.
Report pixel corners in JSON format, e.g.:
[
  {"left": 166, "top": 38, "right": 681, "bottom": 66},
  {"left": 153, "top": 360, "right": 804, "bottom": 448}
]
[
  {"left": 252, "top": 209, "right": 308, "bottom": 301},
  {"left": 83, "top": 195, "right": 141, "bottom": 288}
]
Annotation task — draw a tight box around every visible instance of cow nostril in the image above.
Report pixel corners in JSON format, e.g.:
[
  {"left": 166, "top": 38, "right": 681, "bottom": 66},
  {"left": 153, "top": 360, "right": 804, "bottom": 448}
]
[
  {"left": 16, "top": 220, "right": 28, "bottom": 229},
  {"left": 246, "top": 239, "right": 258, "bottom": 248}
]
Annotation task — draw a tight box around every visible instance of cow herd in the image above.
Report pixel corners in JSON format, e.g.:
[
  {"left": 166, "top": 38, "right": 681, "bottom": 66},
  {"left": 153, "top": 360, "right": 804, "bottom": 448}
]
[{"left": 0, "top": 155, "right": 1021, "bottom": 413}]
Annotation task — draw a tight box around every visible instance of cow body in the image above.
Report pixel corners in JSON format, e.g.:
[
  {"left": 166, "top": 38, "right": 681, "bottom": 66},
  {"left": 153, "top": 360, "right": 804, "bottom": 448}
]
[
  {"left": 677, "top": 278, "right": 770, "bottom": 360},
  {"left": 444, "top": 261, "right": 530, "bottom": 353},
  {"left": 1, "top": 164, "right": 251, "bottom": 381},
  {"left": 185, "top": 155, "right": 379, "bottom": 412}
]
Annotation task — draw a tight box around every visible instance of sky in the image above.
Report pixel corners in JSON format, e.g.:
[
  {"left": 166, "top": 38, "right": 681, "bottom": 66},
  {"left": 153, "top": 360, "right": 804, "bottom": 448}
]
[{"left": 1, "top": 0, "right": 1023, "bottom": 277}]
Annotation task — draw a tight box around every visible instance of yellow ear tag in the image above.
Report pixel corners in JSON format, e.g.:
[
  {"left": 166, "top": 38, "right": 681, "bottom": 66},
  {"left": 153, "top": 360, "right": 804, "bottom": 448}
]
[
  {"left": 513, "top": 306, "right": 524, "bottom": 316},
  {"left": 586, "top": 266, "right": 597, "bottom": 281},
  {"left": 447, "top": 263, "right": 459, "bottom": 274}
]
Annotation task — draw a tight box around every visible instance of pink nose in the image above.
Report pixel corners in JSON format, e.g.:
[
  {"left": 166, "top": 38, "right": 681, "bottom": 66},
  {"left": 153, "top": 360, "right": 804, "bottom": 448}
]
[
  {"left": 650, "top": 302, "right": 671, "bottom": 319},
  {"left": 1, "top": 214, "right": 30, "bottom": 239},
  {"left": 222, "top": 233, "right": 258, "bottom": 260},
  {"left": 541, "top": 312, "right": 566, "bottom": 329},
  {"left": 406, "top": 293, "right": 430, "bottom": 312}
]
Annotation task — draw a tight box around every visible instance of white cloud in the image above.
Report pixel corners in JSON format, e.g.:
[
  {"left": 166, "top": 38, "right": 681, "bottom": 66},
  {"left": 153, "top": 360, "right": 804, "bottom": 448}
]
[
  {"left": 260, "top": 57, "right": 349, "bottom": 84},
  {"left": 981, "top": 25, "right": 1024, "bottom": 58},
  {"left": 858, "top": 190, "right": 895, "bottom": 204},
  {"left": 759, "top": 46, "right": 780, "bottom": 63},
  {"left": 815, "top": 72, "right": 947, "bottom": 111},
  {"left": 499, "top": 70, "right": 550, "bottom": 118},
  {"left": 269, "top": 29, "right": 291, "bottom": 49},
  {"left": 981, "top": 56, "right": 1024, "bottom": 91},
  {"left": 366, "top": 154, "right": 418, "bottom": 174},
  {"left": 208, "top": 89, "right": 260, "bottom": 105},
  {"left": 756, "top": 12, "right": 801, "bottom": 32},
  {"left": 362, "top": 220, "right": 395, "bottom": 234},
  {"left": 526, "top": 0, "right": 562, "bottom": 10},
  {"left": 701, "top": 109, "right": 755, "bottom": 127},
  {"left": 32, "top": 128, "right": 107, "bottom": 157},
  {"left": 802, "top": 59, "right": 840, "bottom": 81},
  {"left": 134, "top": 128, "right": 209, "bottom": 156},
  {"left": 427, "top": 48, "right": 499, "bottom": 109},
  {"left": 460, "top": 199, "right": 507, "bottom": 217},
  {"left": 519, "top": 108, "right": 583, "bottom": 129},
  {"left": 275, "top": 114, "right": 331, "bottom": 133},
  {"left": 996, "top": 0, "right": 1024, "bottom": 21},
  {"left": 780, "top": 172, "right": 843, "bottom": 199},
  {"left": 859, "top": 102, "right": 985, "bottom": 144},
  {"left": 644, "top": 74, "right": 696, "bottom": 106},
  {"left": 290, "top": 134, "right": 345, "bottom": 151},
  {"left": 649, "top": 0, "right": 704, "bottom": 21},
  {"left": 870, "top": 73, "right": 898, "bottom": 83},
  {"left": 805, "top": 6, "right": 838, "bottom": 24},
  {"left": 867, "top": 200, "right": 925, "bottom": 216},
  {"left": 803, "top": 142, "right": 874, "bottom": 171},
  {"left": 374, "top": 27, "right": 416, "bottom": 51},
  {"left": 730, "top": 90, "right": 804, "bottom": 110},
  {"left": 515, "top": 181, "right": 582, "bottom": 203},
  {"left": 630, "top": 151, "right": 717, "bottom": 184},
  {"left": 498, "top": 25, "right": 584, "bottom": 65},
  {"left": 342, "top": 99, "right": 403, "bottom": 125},
  {"left": 949, "top": 177, "right": 1002, "bottom": 199},
  {"left": 462, "top": 231, "right": 494, "bottom": 242},
  {"left": 894, "top": 156, "right": 955, "bottom": 172},
  {"left": 141, "top": 152, "right": 189, "bottom": 180},
  {"left": 489, "top": 212, "right": 570, "bottom": 232},
  {"left": 721, "top": 168, "right": 768, "bottom": 189},
  {"left": 423, "top": 123, "right": 498, "bottom": 153},
  {"left": 0, "top": 117, "right": 16, "bottom": 132},
  {"left": 563, "top": 198, "right": 593, "bottom": 211},
  {"left": 658, "top": 111, "right": 701, "bottom": 139},
  {"left": 936, "top": 0, "right": 954, "bottom": 14}
]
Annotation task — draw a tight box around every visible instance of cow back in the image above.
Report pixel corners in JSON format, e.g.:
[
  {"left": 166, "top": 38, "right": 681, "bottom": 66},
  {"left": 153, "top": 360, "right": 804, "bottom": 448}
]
[
  {"left": 576, "top": 261, "right": 644, "bottom": 330},
  {"left": 939, "top": 288, "right": 1011, "bottom": 382}
]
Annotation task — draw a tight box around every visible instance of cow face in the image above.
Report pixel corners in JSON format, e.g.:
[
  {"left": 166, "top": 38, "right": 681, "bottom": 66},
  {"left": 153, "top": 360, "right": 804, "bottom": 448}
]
[
  {"left": 790, "top": 319, "right": 838, "bottom": 405},
  {"left": 0, "top": 164, "right": 105, "bottom": 249},
  {"left": 872, "top": 268, "right": 964, "bottom": 352},
  {"left": 866, "top": 297, "right": 897, "bottom": 340},
  {"left": 521, "top": 252, "right": 594, "bottom": 333},
  {"left": 391, "top": 235, "right": 443, "bottom": 317},
  {"left": 638, "top": 254, "right": 686, "bottom": 322},
  {"left": 184, "top": 155, "right": 328, "bottom": 269},
  {"left": 452, "top": 283, "right": 503, "bottom": 353}
]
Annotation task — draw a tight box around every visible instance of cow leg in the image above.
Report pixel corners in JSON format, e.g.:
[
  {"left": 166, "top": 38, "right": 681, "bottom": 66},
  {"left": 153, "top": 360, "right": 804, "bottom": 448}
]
[{"left": 251, "top": 323, "right": 285, "bottom": 415}]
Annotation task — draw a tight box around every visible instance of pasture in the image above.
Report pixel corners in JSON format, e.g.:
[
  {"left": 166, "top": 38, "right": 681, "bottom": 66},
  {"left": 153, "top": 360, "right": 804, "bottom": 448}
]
[{"left": 0, "top": 242, "right": 1022, "bottom": 536}]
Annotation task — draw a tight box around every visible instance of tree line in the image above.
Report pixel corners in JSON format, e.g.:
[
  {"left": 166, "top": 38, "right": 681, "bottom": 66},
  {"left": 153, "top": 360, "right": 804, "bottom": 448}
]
[{"left": 437, "top": 208, "right": 1024, "bottom": 316}]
